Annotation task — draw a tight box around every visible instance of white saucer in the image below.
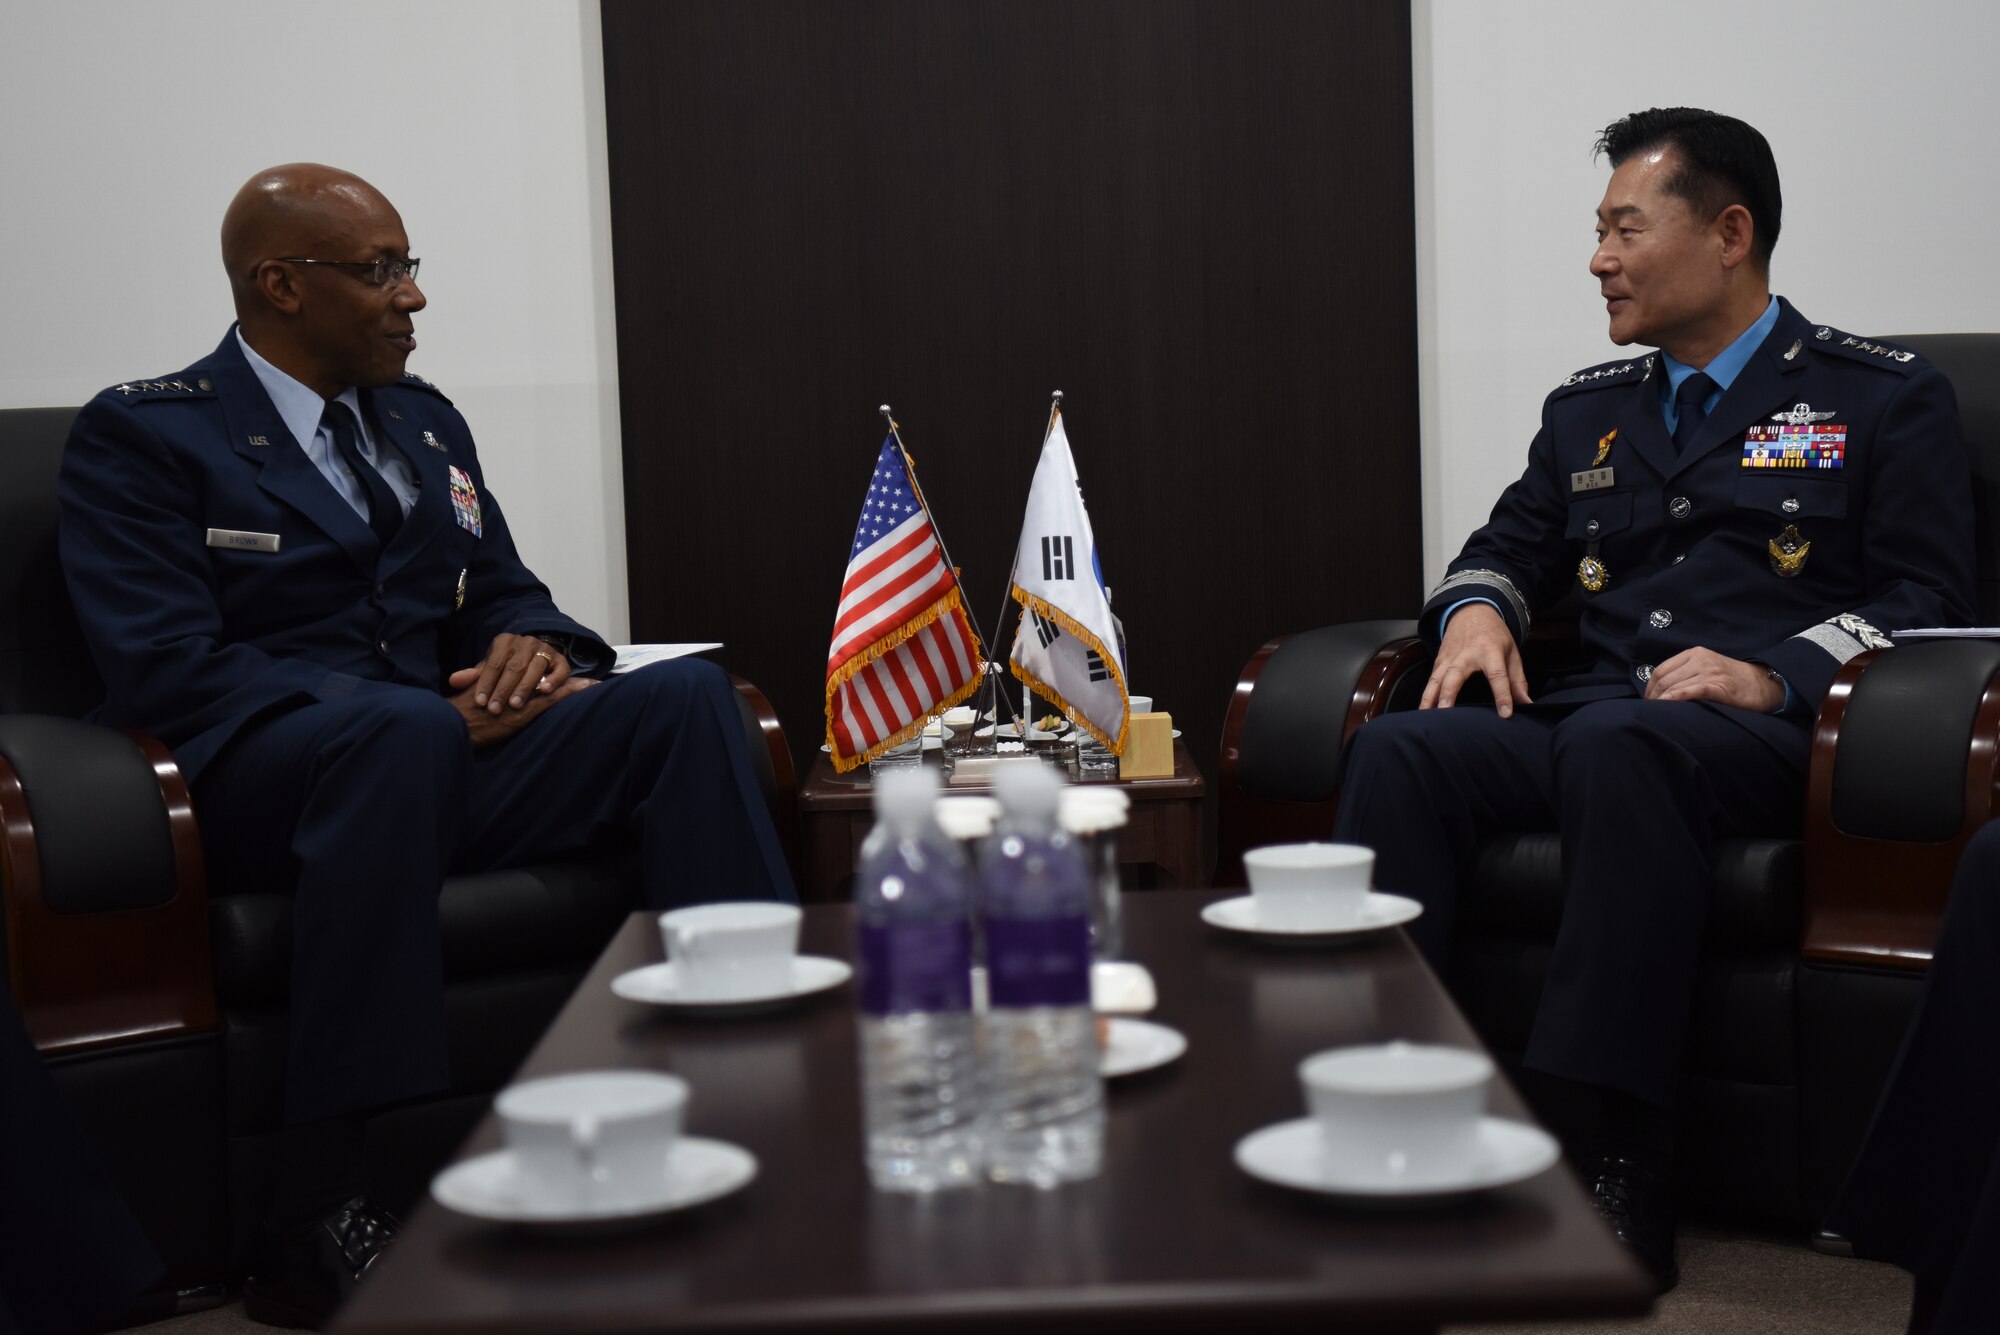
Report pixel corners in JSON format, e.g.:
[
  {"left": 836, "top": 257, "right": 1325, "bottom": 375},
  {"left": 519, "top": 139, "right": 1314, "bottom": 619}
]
[
  {"left": 1200, "top": 893, "right": 1424, "bottom": 938},
  {"left": 1235, "top": 1116, "right": 1559, "bottom": 1199},
  {"left": 610, "top": 957, "right": 853, "bottom": 1008},
  {"left": 432, "top": 1136, "right": 757, "bottom": 1225},
  {"left": 1101, "top": 1017, "right": 1187, "bottom": 1078},
  {"left": 821, "top": 736, "right": 943, "bottom": 754},
  {"left": 974, "top": 724, "right": 1069, "bottom": 742}
]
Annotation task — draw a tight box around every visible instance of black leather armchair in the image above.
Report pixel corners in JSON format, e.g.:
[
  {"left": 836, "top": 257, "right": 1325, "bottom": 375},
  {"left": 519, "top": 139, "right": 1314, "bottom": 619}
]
[
  {"left": 0, "top": 405, "right": 800, "bottom": 1308},
  {"left": 1218, "top": 334, "right": 2000, "bottom": 1229}
]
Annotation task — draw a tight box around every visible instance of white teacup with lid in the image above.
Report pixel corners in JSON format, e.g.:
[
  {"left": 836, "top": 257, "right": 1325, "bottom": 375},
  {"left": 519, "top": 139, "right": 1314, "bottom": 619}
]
[
  {"left": 1299, "top": 1042, "right": 1493, "bottom": 1183},
  {"left": 659, "top": 902, "right": 801, "bottom": 1000},
  {"left": 1243, "top": 842, "right": 1375, "bottom": 929},
  {"left": 497, "top": 1070, "right": 688, "bottom": 1210}
]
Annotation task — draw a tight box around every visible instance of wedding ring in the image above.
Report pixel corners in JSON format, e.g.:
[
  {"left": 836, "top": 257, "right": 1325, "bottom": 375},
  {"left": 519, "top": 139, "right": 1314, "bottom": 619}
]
[{"left": 532, "top": 650, "right": 555, "bottom": 670}]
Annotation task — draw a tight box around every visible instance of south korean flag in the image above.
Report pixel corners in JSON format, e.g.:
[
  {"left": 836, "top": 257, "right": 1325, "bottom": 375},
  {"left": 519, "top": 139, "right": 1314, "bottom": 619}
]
[{"left": 1007, "top": 408, "right": 1129, "bottom": 751}]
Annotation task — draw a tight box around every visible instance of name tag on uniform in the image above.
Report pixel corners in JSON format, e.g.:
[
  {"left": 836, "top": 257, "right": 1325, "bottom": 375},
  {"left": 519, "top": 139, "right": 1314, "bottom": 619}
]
[
  {"left": 1570, "top": 467, "right": 1615, "bottom": 493},
  {"left": 206, "top": 528, "right": 281, "bottom": 553}
]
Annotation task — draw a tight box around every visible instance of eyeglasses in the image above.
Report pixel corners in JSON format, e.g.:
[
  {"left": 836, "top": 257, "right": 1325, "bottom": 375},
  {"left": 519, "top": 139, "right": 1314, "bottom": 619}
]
[{"left": 271, "top": 256, "right": 421, "bottom": 287}]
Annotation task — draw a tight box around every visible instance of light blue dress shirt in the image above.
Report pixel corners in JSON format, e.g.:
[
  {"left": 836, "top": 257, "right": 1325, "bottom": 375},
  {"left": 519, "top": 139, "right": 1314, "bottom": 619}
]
[
  {"left": 236, "top": 329, "right": 419, "bottom": 522},
  {"left": 1660, "top": 295, "right": 1780, "bottom": 436}
]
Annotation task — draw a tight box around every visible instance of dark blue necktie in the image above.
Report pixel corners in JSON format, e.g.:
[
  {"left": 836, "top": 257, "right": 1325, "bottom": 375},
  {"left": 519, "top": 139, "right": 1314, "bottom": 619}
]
[
  {"left": 323, "top": 402, "right": 404, "bottom": 549},
  {"left": 1671, "top": 372, "right": 1717, "bottom": 455}
]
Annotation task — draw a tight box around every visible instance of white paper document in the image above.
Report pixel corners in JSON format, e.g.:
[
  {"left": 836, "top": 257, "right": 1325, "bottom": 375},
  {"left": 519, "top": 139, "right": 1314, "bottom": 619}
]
[{"left": 611, "top": 643, "right": 723, "bottom": 673}]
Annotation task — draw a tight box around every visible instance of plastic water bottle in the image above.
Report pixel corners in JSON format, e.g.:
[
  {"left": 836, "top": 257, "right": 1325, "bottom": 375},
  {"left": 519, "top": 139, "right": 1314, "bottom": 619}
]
[
  {"left": 854, "top": 766, "right": 982, "bottom": 1191},
  {"left": 979, "top": 763, "right": 1105, "bottom": 1186}
]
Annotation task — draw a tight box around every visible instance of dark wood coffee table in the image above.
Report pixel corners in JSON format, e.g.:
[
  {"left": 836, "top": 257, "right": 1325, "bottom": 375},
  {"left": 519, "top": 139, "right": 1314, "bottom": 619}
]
[
  {"left": 798, "top": 740, "right": 1206, "bottom": 901},
  {"left": 333, "top": 894, "right": 1650, "bottom": 1335}
]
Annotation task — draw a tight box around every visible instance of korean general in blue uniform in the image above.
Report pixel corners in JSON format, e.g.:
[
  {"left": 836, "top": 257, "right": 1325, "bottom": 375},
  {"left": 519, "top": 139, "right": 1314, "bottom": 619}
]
[
  {"left": 55, "top": 163, "right": 796, "bottom": 1325},
  {"left": 1332, "top": 110, "right": 1975, "bottom": 1291}
]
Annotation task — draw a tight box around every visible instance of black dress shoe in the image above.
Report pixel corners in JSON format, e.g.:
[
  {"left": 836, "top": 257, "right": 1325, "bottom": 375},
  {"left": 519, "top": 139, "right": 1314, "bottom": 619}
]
[
  {"left": 1587, "top": 1154, "right": 1680, "bottom": 1295},
  {"left": 244, "top": 1195, "right": 400, "bottom": 1329}
]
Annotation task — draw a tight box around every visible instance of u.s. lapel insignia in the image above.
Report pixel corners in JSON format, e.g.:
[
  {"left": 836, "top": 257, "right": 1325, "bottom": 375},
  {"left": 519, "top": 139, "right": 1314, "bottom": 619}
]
[
  {"left": 447, "top": 465, "right": 483, "bottom": 537},
  {"left": 1577, "top": 546, "right": 1609, "bottom": 593},
  {"left": 1591, "top": 428, "right": 1616, "bottom": 467},
  {"left": 246, "top": 434, "right": 270, "bottom": 447},
  {"left": 422, "top": 430, "right": 447, "bottom": 452},
  {"left": 1769, "top": 524, "right": 1811, "bottom": 577},
  {"left": 454, "top": 567, "right": 467, "bottom": 610}
]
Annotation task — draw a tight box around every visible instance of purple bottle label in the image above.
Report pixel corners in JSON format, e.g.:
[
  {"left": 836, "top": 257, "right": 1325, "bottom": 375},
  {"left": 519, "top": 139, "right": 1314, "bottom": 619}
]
[
  {"left": 858, "top": 920, "right": 974, "bottom": 1015},
  {"left": 985, "top": 915, "right": 1092, "bottom": 1007}
]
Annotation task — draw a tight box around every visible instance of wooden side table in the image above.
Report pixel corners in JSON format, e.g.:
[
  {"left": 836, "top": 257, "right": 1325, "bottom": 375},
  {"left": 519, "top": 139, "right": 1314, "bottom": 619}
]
[{"left": 797, "top": 741, "right": 1206, "bottom": 901}]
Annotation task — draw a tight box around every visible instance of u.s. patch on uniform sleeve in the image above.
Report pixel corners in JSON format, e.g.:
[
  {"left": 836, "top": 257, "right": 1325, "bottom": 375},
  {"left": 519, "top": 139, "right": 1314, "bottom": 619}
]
[{"left": 447, "top": 465, "right": 484, "bottom": 536}]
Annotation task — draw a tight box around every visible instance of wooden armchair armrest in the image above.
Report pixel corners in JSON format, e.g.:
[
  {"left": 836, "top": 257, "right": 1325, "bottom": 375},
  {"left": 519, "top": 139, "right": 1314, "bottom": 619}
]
[
  {"left": 1, "top": 719, "right": 214, "bottom": 1055},
  {"left": 729, "top": 674, "right": 801, "bottom": 886},
  {"left": 1803, "top": 640, "right": 2000, "bottom": 970}
]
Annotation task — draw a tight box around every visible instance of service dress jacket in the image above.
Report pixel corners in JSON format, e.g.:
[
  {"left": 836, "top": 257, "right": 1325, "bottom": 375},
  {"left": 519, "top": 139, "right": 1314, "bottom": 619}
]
[
  {"left": 1422, "top": 297, "right": 1977, "bottom": 737},
  {"left": 57, "top": 328, "right": 610, "bottom": 782}
]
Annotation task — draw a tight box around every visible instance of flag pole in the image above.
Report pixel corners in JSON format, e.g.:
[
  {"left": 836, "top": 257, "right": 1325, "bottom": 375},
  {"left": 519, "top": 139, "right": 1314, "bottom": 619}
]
[
  {"left": 985, "top": 390, "right": 1064, "bottom": 732},
  {"left": 881, "top": 403, "right": 992, "bottom": 654},
  {"left": 881, "top": 404, "right": 1012, "bottom": 739}
]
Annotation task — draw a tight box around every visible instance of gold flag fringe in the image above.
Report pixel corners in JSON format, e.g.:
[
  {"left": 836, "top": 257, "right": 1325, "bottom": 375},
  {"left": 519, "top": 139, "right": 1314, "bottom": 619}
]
[
  {"left": 1006, "top": 584, "right": 1130, "bottom": 754},
  {"left": 824, "top": 589, "right": 986, "bottom": 773}
]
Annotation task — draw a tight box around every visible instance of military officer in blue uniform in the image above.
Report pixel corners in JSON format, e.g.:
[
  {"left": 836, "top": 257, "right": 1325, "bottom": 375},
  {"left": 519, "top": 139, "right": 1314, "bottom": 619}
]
[
  {"left": 57, "top": 164, "right": 795, "bottom": 1326},
  {"left": 1334, "top": 109, "right": 1975, "bottom": 1291}
]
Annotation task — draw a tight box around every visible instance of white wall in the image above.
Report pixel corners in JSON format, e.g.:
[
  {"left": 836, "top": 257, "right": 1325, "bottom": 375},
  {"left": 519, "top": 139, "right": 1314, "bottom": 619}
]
[
  {"left": 14, "top": 3, "right": 1987, "bottom": 631},
  {"left": 1412, "top": 0, "right": 2000, "bottom": 589},
  {"left": 0, "top": 0, "right": 629, "bottom": 639}
]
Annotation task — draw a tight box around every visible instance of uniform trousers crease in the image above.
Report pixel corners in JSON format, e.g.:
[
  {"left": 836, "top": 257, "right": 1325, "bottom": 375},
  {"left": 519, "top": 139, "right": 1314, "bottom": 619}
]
[{"left": 192, "top": 658, "right": 793, "bottom": 1123}]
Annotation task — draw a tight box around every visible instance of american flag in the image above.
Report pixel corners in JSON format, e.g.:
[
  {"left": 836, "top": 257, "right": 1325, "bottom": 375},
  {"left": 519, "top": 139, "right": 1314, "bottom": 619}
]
[{"left": 824, "top": 434, "right": 983, "bottom": 771}]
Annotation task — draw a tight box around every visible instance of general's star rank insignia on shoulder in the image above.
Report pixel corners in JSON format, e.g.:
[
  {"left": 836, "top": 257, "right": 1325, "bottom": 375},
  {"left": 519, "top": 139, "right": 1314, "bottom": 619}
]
[{"left": 447, "top": 466, "right": 483, "bottom": 537}]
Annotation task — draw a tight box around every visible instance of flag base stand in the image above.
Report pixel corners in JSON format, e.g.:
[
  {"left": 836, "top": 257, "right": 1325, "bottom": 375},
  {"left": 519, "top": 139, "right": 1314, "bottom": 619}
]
[{"left": 947, "top": 752, "right": 1041, "bottom": 785}]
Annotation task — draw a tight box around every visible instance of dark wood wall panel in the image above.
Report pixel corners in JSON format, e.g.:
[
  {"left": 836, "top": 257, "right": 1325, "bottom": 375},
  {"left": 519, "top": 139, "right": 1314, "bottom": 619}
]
[{"left": 602, "top": 0, "right": 1420, "bottom": 842}]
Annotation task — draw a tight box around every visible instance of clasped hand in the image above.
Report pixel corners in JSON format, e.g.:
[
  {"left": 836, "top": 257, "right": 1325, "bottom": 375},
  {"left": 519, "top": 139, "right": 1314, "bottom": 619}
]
[
  {"left": 1420, "top": 603, "right": 1783, "bottom": 716},
  {"left": 446, "top": 632, "right": 598, "bottom": 746}
]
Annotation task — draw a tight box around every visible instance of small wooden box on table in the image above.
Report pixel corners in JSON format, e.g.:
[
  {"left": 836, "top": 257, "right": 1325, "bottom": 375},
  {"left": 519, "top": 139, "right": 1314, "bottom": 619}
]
[{"left": 798, "top": 738, "right": 1206, "bottom": 901}]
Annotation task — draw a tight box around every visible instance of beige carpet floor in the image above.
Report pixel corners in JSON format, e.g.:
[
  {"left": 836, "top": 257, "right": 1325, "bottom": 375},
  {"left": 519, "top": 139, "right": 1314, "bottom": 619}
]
[
  {"left": 1443, "top": 1225, "right": 1912, "bottom": 1335},
  {"left": 132, "top": 1223, "right": 1912, "bottom": 1334}
]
